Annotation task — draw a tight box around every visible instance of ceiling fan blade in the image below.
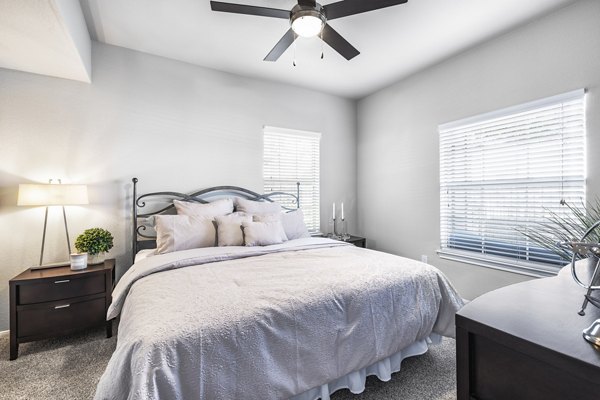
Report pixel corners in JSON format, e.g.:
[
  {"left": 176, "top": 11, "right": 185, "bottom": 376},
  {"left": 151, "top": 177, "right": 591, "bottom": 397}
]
[
  {"left": 297, "top": 0, "right": 316, "bottom": 7},
  {"left": 321, "top": 23, "right": 359, "bottom": 60},
  {"left": 210, "top": 1, "right": 290, "bottom": 19},
  {"left": 324, "top": 0, "right": 408, "bottom": 20},
  {"left": 264, "top": 29, "right": 298, "bottom": 61}
]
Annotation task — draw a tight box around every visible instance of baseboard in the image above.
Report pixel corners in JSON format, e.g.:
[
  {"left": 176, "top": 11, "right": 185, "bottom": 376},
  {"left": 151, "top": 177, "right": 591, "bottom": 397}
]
[{"left": 0, "top": 330, "right": 8, "bottom": 338}]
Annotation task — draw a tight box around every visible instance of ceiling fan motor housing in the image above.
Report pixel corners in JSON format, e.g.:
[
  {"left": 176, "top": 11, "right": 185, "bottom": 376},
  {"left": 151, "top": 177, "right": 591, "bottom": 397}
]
[{"left": 290, "top": 4, "right": 327, "bottom": 37}]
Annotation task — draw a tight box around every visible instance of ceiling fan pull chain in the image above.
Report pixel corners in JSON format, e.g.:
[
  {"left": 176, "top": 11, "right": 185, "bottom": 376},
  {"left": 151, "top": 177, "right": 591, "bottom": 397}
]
[
  {"left": 293, "top": 40, "right": 297, "bottom": 66},
  {"left": 320, "top": 35, "right": 324, "bottom": 59}
]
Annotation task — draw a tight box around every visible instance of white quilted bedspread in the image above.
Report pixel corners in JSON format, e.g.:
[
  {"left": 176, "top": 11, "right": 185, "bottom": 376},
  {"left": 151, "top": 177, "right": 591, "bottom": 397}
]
[{"left": 95, "top": 238, "right": 463, "bottom": 400}]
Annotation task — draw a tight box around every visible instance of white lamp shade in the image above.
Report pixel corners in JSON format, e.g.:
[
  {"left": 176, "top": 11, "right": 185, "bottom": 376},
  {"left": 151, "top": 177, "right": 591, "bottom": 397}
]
[{"left": 18, "top": 184, "right": 89, "bottom": 206}]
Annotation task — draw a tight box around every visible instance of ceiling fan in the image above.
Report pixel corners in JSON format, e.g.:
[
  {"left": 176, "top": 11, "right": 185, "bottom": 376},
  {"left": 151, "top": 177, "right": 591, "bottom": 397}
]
[{"left": 210, "top": 0, "right": 409, "bottom": 62}]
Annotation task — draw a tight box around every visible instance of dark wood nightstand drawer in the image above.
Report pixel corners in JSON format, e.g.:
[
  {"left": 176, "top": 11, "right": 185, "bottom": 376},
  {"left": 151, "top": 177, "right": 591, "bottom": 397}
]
[
  {"left": 17, "top": 295, "right": 105, "bottom": 339},
  {"left": 18, "top": 273, "right": 105, "bottom": 305}
]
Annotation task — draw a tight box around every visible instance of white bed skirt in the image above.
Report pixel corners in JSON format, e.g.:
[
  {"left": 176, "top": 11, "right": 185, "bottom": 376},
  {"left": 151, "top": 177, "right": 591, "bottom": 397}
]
[{"left": 290, "top": 334, "right": 443, "bottom": 400}]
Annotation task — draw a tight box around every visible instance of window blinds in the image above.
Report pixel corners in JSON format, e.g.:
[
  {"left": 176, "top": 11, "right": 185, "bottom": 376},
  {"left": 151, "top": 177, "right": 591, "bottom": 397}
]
[
  {"left": 263, "top": 126, "right": 321, "bottom": 232},
  {"left": 439, "top": 90, "right": 586, "bottom": 275}
]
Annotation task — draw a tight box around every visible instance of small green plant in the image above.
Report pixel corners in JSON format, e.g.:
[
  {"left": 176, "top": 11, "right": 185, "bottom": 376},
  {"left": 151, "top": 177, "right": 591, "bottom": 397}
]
[
  {"left": 517, "top": 198, "right": 600, "bottom": 262},
  {"left": 75, "top": 228, "right": 114, "bottom": 256}
]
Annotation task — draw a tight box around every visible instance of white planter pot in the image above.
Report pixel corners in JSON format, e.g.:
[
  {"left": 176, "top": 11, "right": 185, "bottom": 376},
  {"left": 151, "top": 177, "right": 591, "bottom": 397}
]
[{"left": 88, "top": 253, "right": 106, "bottom": 265}]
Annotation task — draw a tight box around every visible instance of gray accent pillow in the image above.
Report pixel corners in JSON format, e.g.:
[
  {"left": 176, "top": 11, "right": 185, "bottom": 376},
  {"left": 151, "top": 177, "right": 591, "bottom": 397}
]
[
  {"left": 235, "top": 197, "right": 281, "bottom": 214},
  {"left": 254, "top": 210, "right": 310, "bottom": 240},
  {"left": 242, "top": 221, "right": 287, "bottom": 246},
  {"left": 174, "top": 198, "right": 233, "bottom": 217},
  {"left": 155, "top": 215, "right": 216, "bottom": 254},
  {"left": 215, "top": 213, "right": 252, "bottom": 246},
  {"left": 281, "top": 209, "right": 311, "bottom": 240}
]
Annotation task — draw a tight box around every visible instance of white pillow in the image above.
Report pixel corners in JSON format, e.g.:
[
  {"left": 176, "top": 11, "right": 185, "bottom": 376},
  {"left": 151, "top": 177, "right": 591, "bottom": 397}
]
[
  {"left": 252, "top": 213, "right": 280, "bottom": 223},
  {"left": 235, "top": 197, "right": 281, "bottom": 214},
  {"left": 242, "top": 221, "right": 287, "bottom": 246},
  {"left": 215, "top": 213, "right": 252, "bottom": 246},
  {"left": 252, "top": 214, "right": 289, "bottom": 242},
  {"left": 174, "top": 198, "right": 233, "bottom": 217},
  {"left": 254, "top": 210, "right": 310, "bottom": 240},
  {"left": 281, "top": 209, "right": 311, "bottom": 240},
  {"left": 155, "top": 215, "right": 216, "bottom": 254}
]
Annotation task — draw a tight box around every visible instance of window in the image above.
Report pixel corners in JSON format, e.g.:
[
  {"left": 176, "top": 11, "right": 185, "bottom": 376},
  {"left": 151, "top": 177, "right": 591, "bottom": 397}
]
[
  {"left": 438, "top": 90, "right": 586, "bottom": 277},
  {"left": 263, "top": 126, "right": 321, "bottom": 232}
]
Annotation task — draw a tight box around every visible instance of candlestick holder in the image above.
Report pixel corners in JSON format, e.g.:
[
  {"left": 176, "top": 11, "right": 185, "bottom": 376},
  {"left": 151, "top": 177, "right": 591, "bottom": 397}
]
[
  {"left": 328, "top": 218, "right": 341, "bottom": 240},
  {"left": 340, "top": 218, "right": 350, "bottom": 241}
]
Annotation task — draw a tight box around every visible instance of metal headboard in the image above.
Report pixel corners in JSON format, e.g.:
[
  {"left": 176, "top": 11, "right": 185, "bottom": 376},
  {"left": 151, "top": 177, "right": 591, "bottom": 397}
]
[{"left": 131, "top": 177, "right": 300, "bottom": 263}]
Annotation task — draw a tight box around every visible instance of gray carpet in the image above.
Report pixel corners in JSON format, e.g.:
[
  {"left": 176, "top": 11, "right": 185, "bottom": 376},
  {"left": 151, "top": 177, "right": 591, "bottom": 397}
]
[{"left": 0, "top": 328, "right": 456, "bottom": 400}]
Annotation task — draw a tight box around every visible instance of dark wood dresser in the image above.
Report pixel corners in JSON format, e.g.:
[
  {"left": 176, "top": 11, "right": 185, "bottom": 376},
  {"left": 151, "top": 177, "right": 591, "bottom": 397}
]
[
  {"left": 9, "top": 259, "right": 115, "bottom": 360},
  {"left": 456, "top": 265, "right": 600, "bottom": 399}
]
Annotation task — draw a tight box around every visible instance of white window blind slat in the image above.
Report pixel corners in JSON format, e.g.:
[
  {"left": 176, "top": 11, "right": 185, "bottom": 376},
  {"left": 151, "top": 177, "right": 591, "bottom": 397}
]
[
  {"left": 439, "top": 90, "right": 586, "bottom": 275},
  {"left": 263, "top": 126, "right": 321, "bottom": 232}
]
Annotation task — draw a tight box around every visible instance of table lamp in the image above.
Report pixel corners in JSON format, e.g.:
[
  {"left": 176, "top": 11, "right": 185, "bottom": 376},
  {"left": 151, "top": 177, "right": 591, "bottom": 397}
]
[{"left": 17, "top": 180, "right": 88, "bottom": 269}]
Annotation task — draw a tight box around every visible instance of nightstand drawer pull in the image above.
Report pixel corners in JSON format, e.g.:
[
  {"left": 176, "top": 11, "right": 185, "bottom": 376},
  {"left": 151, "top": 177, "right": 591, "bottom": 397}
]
[
  {"left": 54, "top": 280, "right": 70, "bottom": 284},
  {"left": 54, "top": 304, "right": 70, "bottom": 309}
]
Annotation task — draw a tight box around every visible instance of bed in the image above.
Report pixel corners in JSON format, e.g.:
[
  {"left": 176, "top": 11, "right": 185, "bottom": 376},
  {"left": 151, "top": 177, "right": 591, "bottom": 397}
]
[{"left": 94, "top": 179, "right": 464, "bottom": 400}]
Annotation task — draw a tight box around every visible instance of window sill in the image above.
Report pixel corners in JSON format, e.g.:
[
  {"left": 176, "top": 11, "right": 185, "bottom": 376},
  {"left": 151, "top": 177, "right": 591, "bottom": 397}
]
[{"left": 437, "top": 249, "right": 561, "bottom": 278}]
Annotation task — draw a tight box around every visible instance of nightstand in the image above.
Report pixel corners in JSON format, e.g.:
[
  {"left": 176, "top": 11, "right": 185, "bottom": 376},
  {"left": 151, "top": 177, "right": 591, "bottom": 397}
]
[
  {"left": 342, "top": 235, "right": 366, "bottom": 248},
  {"left": 320, "top": 234, "right": 367, "bottom": 248},
  {"left": 9, "top": 259, "right": 115, "bottom": 360}
]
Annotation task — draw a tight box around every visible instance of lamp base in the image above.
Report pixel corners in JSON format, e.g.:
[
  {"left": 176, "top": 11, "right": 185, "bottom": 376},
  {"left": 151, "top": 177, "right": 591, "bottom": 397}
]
[{"left": 583, "top": 319, "right": 600, "bottom": 346}]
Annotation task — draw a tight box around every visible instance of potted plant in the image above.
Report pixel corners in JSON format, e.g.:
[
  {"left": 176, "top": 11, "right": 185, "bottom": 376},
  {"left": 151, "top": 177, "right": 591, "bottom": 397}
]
[
  {"left": 518, "top": 198, "right": 600, "bottom": 264},
  {"left": 75, "top": 228, "right": 114, "bottom": 265}
]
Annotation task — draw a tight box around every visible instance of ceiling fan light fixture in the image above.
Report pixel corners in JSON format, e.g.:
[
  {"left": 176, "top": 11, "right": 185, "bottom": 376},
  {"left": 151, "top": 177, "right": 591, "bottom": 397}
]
[
  {"left": 291, "top": 15, "right": 324, "bottom": 38},
  {"left": 290, "top": 5, "right": 326, "bottom": 38}
]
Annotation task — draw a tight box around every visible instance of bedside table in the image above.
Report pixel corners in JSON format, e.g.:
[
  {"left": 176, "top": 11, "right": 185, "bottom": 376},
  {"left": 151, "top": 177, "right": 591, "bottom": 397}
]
[
  {"left": 341, "top": 235, "right": 366, "bottom": 248},
  {"left": 9, "top": 259, "right": 115, "bottom": 360},
  {"left": 320, "top": 234, "right": 367, "bottom": 248}
]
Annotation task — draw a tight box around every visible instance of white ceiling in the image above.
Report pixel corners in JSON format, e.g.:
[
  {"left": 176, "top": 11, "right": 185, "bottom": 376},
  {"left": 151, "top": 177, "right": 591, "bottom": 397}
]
[
  {"left": 80, "top": 0, "right": 577, "bottom": 98},
  {"left": 0, "top": 0, "right": 91, "bottom": 82},
  {"left": 0, "top": 0, "right": 578, "bottom": 98}
]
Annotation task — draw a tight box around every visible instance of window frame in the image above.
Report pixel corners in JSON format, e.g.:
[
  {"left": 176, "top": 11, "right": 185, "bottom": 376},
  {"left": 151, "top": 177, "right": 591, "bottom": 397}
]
[{"left": 437, "top": 89, "right": 586, "bottom": 277}]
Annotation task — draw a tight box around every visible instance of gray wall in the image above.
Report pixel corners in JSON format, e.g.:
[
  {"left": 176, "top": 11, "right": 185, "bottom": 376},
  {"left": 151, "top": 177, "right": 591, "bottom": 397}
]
[
  {"left": 357, "top": 0, "right": 600, "bottom": 300},
  {"left": 0, "top": 42, "right": 357, "bottom": 331}
]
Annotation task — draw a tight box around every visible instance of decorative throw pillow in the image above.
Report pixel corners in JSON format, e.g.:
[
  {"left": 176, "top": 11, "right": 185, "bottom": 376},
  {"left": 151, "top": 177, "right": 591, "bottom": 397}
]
[
  {"left": 215, "top": 213, "right": 252, "bottom": 246},
  {"left": 254, "top": 210, "right": 310, "bottom": 240},
  {"left": 235, "top": 197, "right": 281, "bottom": 214},
  {"left": 252, "top": 213, "right": 280, "bottom": 223},
  {"left": 174, "top": 198, "right": 233, "bottom": 217},
  {"left": 281, "top": 209, "right": 311, "bottom": 240},
  {"left": 242, "top": 221, "right": 288, "bottom": 246},
  {"left": 252, "top": 214, "right": 289, "bottom": 242},
  {"left": 155, "top": 215, "right": 216, "bottom": 254}
]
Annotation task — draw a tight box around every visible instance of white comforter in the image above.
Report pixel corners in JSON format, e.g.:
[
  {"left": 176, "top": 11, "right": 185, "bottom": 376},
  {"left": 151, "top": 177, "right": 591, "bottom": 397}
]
[{"left": 95, "top": 238, "right": 463, "bottom": 400}]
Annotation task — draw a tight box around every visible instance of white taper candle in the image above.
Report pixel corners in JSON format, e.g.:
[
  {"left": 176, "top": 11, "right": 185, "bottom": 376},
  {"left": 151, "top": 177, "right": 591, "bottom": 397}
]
[
  {"left": 341, "top": 202, "right": 344, "bottom": 220},
  {"left": 333, "top": 202, "right": 336, "bottom": 220}
]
